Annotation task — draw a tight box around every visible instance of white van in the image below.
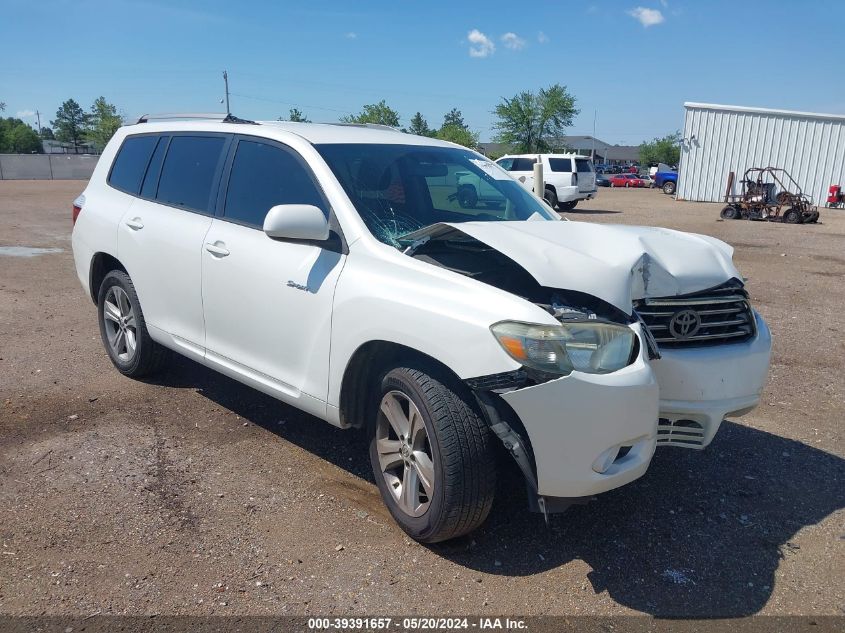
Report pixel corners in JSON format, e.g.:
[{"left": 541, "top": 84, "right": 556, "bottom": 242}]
[
  {"left": 71, "top": 117, "right": 771, "bottom": 542},
  {"left": 495, "top": 154, "right": 598, "bottom": 210}
]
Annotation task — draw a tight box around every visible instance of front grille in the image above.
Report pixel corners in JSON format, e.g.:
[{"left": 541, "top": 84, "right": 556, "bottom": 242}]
[
  {"left": 657, "top": 418, "right": 706, "bottom": 447},
  {"left": 634, "top": 281, "right": 755, "bottom": 348}
]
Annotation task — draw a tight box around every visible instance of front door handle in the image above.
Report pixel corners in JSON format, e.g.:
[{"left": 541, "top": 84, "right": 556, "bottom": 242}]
[
  {"left": 205, "top": 242, "right": 230, "bottom": 258},
  {"left": 125, "top": 217, "right": 144, "bottom": 230}
]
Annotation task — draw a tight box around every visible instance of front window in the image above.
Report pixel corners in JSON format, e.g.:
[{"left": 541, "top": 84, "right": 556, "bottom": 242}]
[{"left": 316, "top": 144, "right": 556, "bottom": 247}]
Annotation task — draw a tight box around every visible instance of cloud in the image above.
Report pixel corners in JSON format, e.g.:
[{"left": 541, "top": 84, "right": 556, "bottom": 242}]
[
  {"left": 345, "top": 31, "right": 357, "bottom": 39},
  {"left": 628, "top": 6, "right": 665, "bottom": 27},
  {"left": 16, "top": 109, "right": 35, "bottom": 118},
  {"left": 501, "top": 32, "right": 526, "bottom": 50},
  {"left": 467, "top": 29, "right": 495, "bottom": 58},
  {"left": 537, "top": 31, "right": 549, "bottom": 44}
]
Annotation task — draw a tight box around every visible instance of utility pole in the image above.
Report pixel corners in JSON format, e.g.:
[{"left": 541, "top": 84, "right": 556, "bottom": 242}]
[
  {"left": 222, "top": 70, "right": 230, "bottom": 115},
  {"left": 36, "top": 110, "right": 42, "bottom": 134},
  {"left": 592, "top": 109, "right": 596, "bottom": 162}
]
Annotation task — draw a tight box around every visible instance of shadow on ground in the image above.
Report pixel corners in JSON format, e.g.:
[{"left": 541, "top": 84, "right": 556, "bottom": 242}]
[{"left": 154, "top": 356, "right": 845, "bottom": 618}]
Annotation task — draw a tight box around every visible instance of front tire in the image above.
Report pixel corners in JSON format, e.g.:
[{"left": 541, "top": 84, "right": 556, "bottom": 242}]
[
  {"left": 782, "top": 208, "right": 802, "bottom": 224},
  {"left": 369, "top": 366, "right": 496, "bottom": 543},
  {"left": 97, "top": 270, "right": 169, "bottom": 377}
]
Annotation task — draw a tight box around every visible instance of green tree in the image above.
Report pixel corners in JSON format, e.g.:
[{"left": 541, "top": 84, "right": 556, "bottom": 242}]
[
  {"left": 286, "top": 108, "right": 310, "bottom": 122},
  {"left": 87, "top": 97, "right": 123, "bottom": 151},
  {"left": 0, "top": 118, "right": 43, "bottom": 153},
  {"left": 435, "top": 124, "right": 479, "bottom": 149},
  {"left": 639, "top": 132, "right": 681, "bottom": 166},
  {"left": 408, "top": 112, "right": 432, "bottom": 137},
  {"left": 492, "top": 84, "right": 579, "bottom": 153},
  {"left": 442, "top": 108, "right": 467, "bottom": 130},
  {"left": 341, "top": 100, "right": 400, "bottom": 127},
  {"left": 0, "top": 102, "right": 5, "bottom": 112},
  {"left": 40, "top": 127, "right": 54, "bottom": 140},
  {"left": 51, "top": 99, "right": 89, "bottom": 153}
]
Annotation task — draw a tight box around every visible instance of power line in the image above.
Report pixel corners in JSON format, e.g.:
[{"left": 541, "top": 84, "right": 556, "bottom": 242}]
[{"left": 229, "top": 92, "right": 353, "bottom": 116}]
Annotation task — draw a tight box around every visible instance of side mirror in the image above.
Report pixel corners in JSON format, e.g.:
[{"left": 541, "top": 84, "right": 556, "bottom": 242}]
[{"left": 263, "top": 204, "right": 330, "bottom": 242}]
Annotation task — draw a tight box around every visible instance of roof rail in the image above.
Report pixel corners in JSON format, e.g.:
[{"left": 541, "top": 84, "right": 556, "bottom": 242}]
[
  {"left": 136, "top": 112, "right": 257, "bottom": 125},
  {"left": 327, "top": 122, "right": 401, "bottom": 132}
]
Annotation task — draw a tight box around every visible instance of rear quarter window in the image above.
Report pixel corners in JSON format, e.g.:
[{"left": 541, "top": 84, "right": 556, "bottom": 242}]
[
  {"left": 108, "top": 135, "right": 158, "bottom": 194},
  {"left": 548, "top": 158, "right": 573, "bottom": 172}
]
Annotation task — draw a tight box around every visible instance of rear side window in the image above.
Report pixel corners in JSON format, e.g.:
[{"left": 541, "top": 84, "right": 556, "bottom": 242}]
[
  {"left": 140, "top": 136, "right": 168, "bottom": 198},
  {"left": 576, "top": 159, "right": 593, "bottom": 173},
  {"left": 156, "top": 136, "right": 226, "bottom": 213},
  {"left": 511, "top": 157, "right": 537, "bottom": 171},
  {"left": 108, "top": 135, "right": 158, "bottom": 194},
  {"left": 224, "top": 140, "right": 325, "bottom": 228},
  {"left": 548, "top": 158, "right": 573, "bottom": 172}
]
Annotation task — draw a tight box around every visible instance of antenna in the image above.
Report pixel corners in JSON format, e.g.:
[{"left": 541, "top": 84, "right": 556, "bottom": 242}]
[{"left": 223, "top": 70, "right": 230, "bottom": 115}]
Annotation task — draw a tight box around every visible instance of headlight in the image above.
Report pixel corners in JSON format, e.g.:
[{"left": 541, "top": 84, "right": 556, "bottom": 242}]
[{"left": 491, "top": 320, "right": 636, "bottom": 376}]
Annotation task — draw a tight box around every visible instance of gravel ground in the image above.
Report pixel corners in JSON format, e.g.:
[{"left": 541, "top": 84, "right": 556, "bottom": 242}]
[{"left": 0, "top": 181, "right": 842, "bottom": 618}]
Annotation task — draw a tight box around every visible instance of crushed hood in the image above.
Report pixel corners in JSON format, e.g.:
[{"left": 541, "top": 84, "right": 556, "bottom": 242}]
[{"left": 403, "top": 221, "right": 741, "bottom": 314}]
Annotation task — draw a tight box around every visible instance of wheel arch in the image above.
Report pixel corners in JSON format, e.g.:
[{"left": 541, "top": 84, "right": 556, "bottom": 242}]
[
  {"left": 89, "top": 252, "right": 127, "bottom": 304},
  {"left": 338, "top": 340, "right": 469, "bottom": 430}
]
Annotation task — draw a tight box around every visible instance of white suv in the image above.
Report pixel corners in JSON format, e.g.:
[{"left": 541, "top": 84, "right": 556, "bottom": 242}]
[
  {"left": 495, "top": 153, "right": 598, "bottom": 210},
  {"left": 72, "top": 118, "right": 771, "bottom": 542}
]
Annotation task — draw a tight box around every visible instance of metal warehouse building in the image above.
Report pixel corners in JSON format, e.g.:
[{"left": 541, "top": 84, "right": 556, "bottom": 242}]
[{"left": 677, "top": 102, "right": 845, "bottom": 205}]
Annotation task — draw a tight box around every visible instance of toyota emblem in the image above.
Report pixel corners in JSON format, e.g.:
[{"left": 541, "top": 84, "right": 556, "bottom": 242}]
[{"left": 669, "top": 309, "right": 702, "bottom": 339}]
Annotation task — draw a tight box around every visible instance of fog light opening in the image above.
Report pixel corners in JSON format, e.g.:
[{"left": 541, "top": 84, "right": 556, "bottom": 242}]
[{"left": 591, "top": 447, "right": 620, "bottom": 474}]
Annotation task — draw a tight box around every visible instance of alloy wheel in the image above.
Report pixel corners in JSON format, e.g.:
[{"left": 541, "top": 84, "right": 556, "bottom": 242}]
[
  {"left": 102, "top": 285, "right": 137, "bottom": 363},
  {"left": 375, "top": 390, "right": 435, "bottom": 517}
]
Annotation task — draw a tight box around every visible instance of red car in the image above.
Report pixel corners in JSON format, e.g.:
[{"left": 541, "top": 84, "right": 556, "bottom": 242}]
[{"left": 610, "top": 173, "right": 648, "bottom": 188}]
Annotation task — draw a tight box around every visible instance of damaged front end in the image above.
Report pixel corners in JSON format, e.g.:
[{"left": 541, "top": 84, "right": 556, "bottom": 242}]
[
  {"left": 400, "top": 220, "right": 767, "bottom": 515},
  {"left": 401, "top": 223, "right": 664, "bottom": 514}
]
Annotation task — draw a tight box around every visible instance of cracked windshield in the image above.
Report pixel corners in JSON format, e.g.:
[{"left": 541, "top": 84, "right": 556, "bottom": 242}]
[{"left": 316, "top": 144, "right": 556, "bottom": 247}]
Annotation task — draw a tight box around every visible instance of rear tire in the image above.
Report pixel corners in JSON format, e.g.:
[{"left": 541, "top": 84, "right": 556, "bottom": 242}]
[
  {"left": 558, "top": 200, "right": 577, "bottom": 211},
  {"left": 662, "top": 181, "right": 677, "bottom": 195},
  {"left": 368, "top": 365, "right": 496, "bottom": 543},
  {"left": 97, "top": 270, "right": 169, "bottom": 378},
  {"left": 720, "top": 205, "right": 740, "bottom": 220},
  {"left": 543, "top": 187, "right": 558, "bottom": 209}
]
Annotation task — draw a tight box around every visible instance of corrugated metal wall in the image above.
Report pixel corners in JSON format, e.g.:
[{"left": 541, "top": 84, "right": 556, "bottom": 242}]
[{"left": 677, "top": 103, "right": 845, "bottom": 205}]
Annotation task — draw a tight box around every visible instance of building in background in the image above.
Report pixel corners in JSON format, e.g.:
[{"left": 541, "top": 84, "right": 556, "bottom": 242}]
[
  {"left": 678, "top": 102, "right": 845, "bottom": 204},
  {"left": 478, "top": 137, "right": 640, "bottom": 165}
]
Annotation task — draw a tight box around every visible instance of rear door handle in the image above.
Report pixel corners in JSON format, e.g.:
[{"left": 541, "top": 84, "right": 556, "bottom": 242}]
[
  {"left": 205, "top": 242, "right": 230, "bottom": 258},
  {"left": 125, "top": 217, "right": 144, "bottom": 230}
]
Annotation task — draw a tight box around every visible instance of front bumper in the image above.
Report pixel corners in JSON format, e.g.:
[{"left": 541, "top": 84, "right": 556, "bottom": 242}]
[
  {"left": 650, "top": 310, "right": 771, "bottom": 447},
  {"left": 499, "top": 325, "right": 659, "bottom": 498},
  {"left": 493, "top": 314, "right": 771, "bottom": 500}
]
